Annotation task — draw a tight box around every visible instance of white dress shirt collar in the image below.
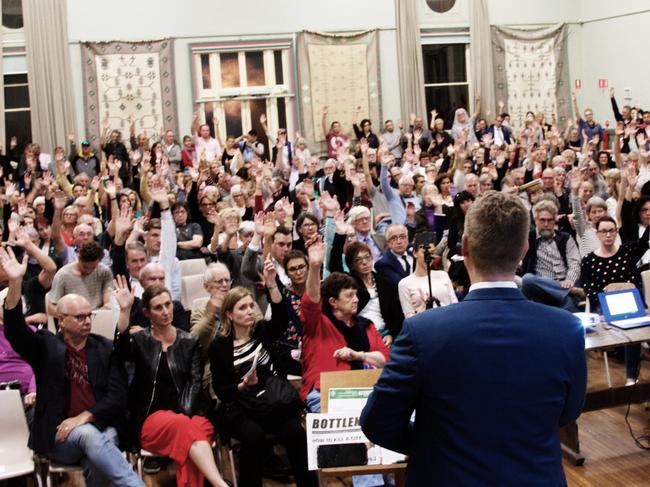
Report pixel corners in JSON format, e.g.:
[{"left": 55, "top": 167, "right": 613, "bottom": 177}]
[{"left": 468, "top": 280, "right": 518, "bottom": 293}]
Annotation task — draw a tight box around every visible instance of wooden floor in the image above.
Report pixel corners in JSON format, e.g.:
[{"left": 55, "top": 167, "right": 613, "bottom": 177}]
[
  {"left": 564, "top": 349, "right": 650, "bottom": 487},
  {"left": 38, "top": 350, "right": 650, "bottom": 487}
]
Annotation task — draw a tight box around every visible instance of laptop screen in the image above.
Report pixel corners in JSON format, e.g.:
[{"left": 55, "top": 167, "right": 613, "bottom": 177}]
[{"left": 605, "top": 291, "right": 639, "bottom": 317}]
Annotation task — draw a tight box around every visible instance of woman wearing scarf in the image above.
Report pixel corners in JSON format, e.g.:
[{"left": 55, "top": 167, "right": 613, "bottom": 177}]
[{"left": 451, "top": 95, "right": 481, "bottom": 146}]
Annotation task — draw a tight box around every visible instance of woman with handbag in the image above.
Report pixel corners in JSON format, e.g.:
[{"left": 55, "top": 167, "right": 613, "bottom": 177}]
[
  {"left": 113, "top": 278, "right": 229, "bottom": 487},
  {"left": 209, "top": 258, "right": 317, "bottom": 487}
]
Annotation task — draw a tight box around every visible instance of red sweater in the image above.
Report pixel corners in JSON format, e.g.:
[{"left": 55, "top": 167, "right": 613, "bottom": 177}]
[{"left": 299, "top": 294, "right": 390, "bottom": 401}]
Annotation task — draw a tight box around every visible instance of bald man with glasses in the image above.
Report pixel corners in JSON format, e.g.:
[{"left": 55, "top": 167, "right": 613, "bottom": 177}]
[{"left": 1, "top": 247, "right": 143, "bottom": 487}]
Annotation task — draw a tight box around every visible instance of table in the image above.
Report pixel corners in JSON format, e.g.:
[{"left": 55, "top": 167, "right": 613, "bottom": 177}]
[{"left": 560, "top": 323, "right": 650, "bottom": 465}]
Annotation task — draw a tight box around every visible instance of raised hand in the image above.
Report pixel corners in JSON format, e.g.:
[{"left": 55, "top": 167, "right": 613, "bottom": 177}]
[
  {"left": 307, "top": 236, "right": 325, "bottom": 266},
  {"left": 334, "top": 209, "right": 349, "bottom": 235},
  {"left": 262, "top": 257, "right": 277, "bottom": 288},
  {"left": 609, "top": 87, "right": 615, "bottom": 98},
  {"left": 14, "top": 225, "right": 31, "bottom": 248},
  {"left": 53, "top": 189, "right": 68, "bottom": 211},
  {"left": 254, "top": 211, "right": 265, "bottom": 236},
  {"left": 148, "top": 177, "right": 168, "bottom": 204},
  {"left": 0, "top": 246, "right": 27, "bottom": 282},
  {"left": 113, "top": 275, "right": 135, "bottom": 311},
  {"left": 260, "top": 113, "right": 267, "bottom": 125},
  {"left": 115, "top": 205, "right": 134, "bottom": 238}
]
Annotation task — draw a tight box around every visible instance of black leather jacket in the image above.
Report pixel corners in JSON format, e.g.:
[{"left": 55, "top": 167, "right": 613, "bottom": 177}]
[{"left": 114, "top": 327, "right": 203, "bottom": 440}]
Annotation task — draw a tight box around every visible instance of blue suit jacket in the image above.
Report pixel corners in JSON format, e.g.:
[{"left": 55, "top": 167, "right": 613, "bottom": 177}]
[
  {"left": 360, "top": 287, "right": 586, "bottom": 487},
  {"left": 374, "top": 251, "right": 411, "bottom": 336}
]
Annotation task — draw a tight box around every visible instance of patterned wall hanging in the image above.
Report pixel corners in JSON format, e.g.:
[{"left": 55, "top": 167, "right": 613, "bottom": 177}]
[
  {"left": 81, "top": 39, "right": 178, "bottom": 145},
  {"left": 492, "top": 24, "right": 570, "bottom": 129}
]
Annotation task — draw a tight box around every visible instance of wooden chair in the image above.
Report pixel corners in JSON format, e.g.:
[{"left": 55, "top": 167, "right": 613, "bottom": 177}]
[{"left": 318, "top": 370, "right": 407, "bottom": 487}]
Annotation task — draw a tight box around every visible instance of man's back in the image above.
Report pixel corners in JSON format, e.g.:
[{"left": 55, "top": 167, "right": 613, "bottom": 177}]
[{"left": 361, "top": 287, "right": 586, "bottom": 486}]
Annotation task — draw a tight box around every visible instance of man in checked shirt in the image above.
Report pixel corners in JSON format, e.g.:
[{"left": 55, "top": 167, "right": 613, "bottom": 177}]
[{"left": 519, "top": 199, "right": 585, "bottom": 311}]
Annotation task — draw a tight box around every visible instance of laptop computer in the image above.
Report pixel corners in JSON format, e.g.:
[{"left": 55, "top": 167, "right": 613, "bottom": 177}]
[{"left": 598, "top": 288, "right": 650, "bottom": 330}]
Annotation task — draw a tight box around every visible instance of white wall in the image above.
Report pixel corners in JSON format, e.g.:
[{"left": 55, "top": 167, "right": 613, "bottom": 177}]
[
  {"left": 64, "top": 0, "right": 650, "bottom": 139},
  {"left": 66, "top": 0, "right": 400, "bottom": 138},
  {"left": 485, "top": 0, "right": 650, "bottom": 123}
]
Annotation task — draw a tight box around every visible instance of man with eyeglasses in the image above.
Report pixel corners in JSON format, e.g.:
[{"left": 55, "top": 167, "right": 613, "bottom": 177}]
[
  {"left": 1, "top": 247, "right": 144, "bottom": 487},
  {"left": 347, "top": 206, "right": 385, "bottom": 263},
  {"left": 190, "top": 263, "right": 232, "bottom": 357},
  {"left": 375, "top": 224, "right": 414, "bottom": 337},
  {"left": 520, "top": 200, "right": 583, "bottom": 311}
]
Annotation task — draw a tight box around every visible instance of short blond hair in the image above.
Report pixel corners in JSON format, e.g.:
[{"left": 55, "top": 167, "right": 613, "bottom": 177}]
[{"left": 465, "top": 191, "right": 529, "bottom": 274}]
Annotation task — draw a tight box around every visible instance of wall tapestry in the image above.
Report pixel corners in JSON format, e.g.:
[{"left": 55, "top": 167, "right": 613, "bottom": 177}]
[
  {"left": 296, "top": 30, "right": 381, "bottom": 155},
  {"left": 492, "top": 24, "right": 570, "bottom": 129},
  {"left": 81, "top": 39, "right": 177, "bottom": 145}
]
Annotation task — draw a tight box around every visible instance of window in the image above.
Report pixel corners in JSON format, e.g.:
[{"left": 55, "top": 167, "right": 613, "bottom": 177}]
[
  {"left": 2, "top": 0, "right": 23, "bottom": 29},
  {"left": 422, "top": 43, "right": 469, "bottom": 128},
  {"left": 4, "top": 73, "right": 31, "bottom": 150},
  {"left": 191, "top": 42, "right": 295, "bottom": 160},
  {"left": 425, "top": 0, "right": 456, "bottom": 14}
]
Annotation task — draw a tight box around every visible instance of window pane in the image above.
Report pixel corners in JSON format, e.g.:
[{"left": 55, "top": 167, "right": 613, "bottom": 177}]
[
  {"left": 200, "top": 54, "right": 211, "bottom": 90},
  {"left": 224, "top": 101, "right": 242, "bottom": 138},
  {"left": 277, "top": 98, "right": 287, "bottom": 132},
  {"left": 248, "top": 99, "right": 269, "bottom": 160},
  {"left": 4, "top": 73, "right": 27, "bottom": 85},
  {"left": 203, "top": 102, "right": 215, "bottom": 137},
  {"left": 5, "top": 110, "right": 31, "bottom": 150},
  {"left": 274, "top": 50, "right": 284, "bottom": 85},
  {"left": 422, "top": 44, "right": 467, "bottom": 84},
  {"left": 2, "top": 0, "right": 23, "bottom": 29},
  {"left": 245, "top": 51, "right": 265, "bottom": 87},
  {"left": 220, "top": 53, "right": 240, "bottom": 88},
  {"left": 425, "top": 0, "right": 456, "bottom": 13},
  {"left": 4, "top": 85, "right": 30, "bottom": 109},
  {"left": 425, "top": 85, "right": 469, "bottom": 129}
]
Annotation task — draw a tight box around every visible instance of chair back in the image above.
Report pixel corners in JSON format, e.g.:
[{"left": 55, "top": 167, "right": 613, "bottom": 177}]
[
  {"left": 179, "top": 258, "right": 208, "bottom": 277},
  {"left": 0, "top": 390, "right": 35, "bottom": 480},
  {"left": 92, "top": 309, "right": 117, "bottom": 340},
  {"left": 181, "top": 275, "right": 209, "bottom": 309}
]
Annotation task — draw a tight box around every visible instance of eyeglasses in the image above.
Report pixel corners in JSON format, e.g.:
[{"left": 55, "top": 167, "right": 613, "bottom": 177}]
[
  {"left": 388, "top": 234, "right": 408, "bottom": 243},
  {"left": 597, "top": 229, "right": 617, "bottom": 236},
  {"left": 301, "top": 222, "right": 318, "bottom": 229},
  {"left": 212, "top": 278, "right": 233, "bottom": 286},
  {"left": 200, "top": 202, "right": 215, "bottom": 208},
  {"left": 286, "top": 263, "right": 308, "bottom": 273},
  {"left": 61, "top": 312, "right": 94, "bottom": 322},
  {"left": 355, "top": 217, "right": 370, "bottom": 223},
  {"left": 354, "top": 254, "right": 373, "bottom": 264}
]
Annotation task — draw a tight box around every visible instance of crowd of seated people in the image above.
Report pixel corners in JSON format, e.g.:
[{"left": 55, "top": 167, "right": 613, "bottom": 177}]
[{"left": 1, "top": 85, "right": 650, "bottom": 485}]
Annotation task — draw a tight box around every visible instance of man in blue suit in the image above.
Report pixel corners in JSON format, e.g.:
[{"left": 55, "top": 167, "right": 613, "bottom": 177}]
[
  {"left": 374, "top": 224, "right": 414, "bottom": 343},
  {"left": 485, "top": 114, "right": 512, "bottom": 146},
  {"left": 361, "top": 191, "right": 586, "bottom": 486}
]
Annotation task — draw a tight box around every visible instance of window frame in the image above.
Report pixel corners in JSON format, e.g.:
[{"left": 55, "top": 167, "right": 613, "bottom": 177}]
[
  {"left": 190, "top": 39, "right": 297, "bottom": 155},
  {"left": 421, "top": 33, "right": 472, "bottom": 126}
]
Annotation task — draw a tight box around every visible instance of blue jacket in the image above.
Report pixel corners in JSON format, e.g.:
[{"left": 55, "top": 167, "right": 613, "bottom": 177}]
[{"left": 360, "top": 287, "right": 586, "bottom": 487}]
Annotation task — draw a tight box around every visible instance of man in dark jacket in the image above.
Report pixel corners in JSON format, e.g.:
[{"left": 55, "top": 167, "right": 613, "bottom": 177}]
[{"left": 1, "top": 247, "right": 143, "bottom": 487}]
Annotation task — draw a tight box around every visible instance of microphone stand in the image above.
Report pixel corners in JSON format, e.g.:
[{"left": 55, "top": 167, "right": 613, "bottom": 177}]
[{"left": 424, "top": 253, "right": 441, "bottom": 309}]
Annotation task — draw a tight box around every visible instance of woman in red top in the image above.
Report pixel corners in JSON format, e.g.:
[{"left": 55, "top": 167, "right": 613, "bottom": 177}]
[{"left": 300, "top": 239, "right": 389, "bottom": 412}]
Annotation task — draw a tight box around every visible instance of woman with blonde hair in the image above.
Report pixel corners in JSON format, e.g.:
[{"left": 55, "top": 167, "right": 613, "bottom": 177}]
[{"left": 209, "top": 261, "right": 316, "bottom": 487}]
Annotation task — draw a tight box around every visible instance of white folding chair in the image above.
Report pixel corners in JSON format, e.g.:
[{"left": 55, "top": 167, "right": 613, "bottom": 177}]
[
  {"left": 179, "top": 258, "right": 208, "bottom": 278},
  {"left": 0, "top": 390, "right": 40, "bottom": 484},
  {"left": 92, "top": 309, "right": 117, "bottom": 340},
  {"left": 181, "top": 275, "right": 209, "bottom": 310}
]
